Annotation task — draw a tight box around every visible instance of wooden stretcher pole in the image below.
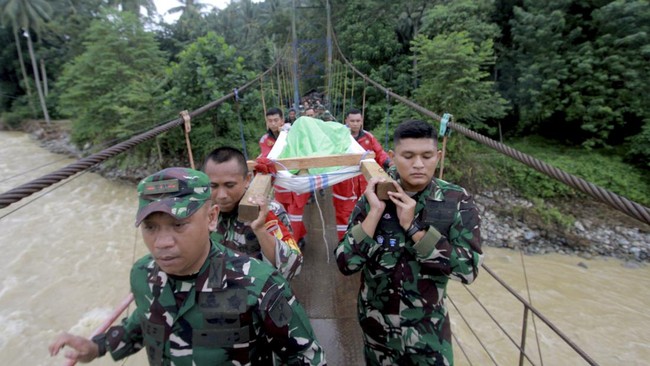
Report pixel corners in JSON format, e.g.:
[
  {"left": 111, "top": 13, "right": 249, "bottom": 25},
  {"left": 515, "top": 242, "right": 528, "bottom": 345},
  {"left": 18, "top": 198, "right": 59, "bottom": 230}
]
[
  {"left": 180, "top": 110, "right": 195, "bottom": 170},
  {"left": 64, "top": 293, "right": 134, "bottom": 366},
  {"left": 360, "top": 161, "right": 396, "bottom": 200},
  {"left": 238, "top": 174, "right": 273, "bottom": 222}
]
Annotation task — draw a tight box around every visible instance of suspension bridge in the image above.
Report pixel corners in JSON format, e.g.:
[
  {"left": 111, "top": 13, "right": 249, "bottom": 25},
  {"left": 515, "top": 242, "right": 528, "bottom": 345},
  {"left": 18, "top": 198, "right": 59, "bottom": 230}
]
[{"left": 1, "top": 13, "right": 649, "bottom": 366}]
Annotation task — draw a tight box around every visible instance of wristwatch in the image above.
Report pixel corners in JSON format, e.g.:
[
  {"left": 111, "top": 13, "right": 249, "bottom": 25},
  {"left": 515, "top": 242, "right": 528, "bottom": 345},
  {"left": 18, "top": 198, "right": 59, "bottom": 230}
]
[
  {"left": 91, "top": 333, "right": 107, "bottom": 357},
  {"left": 405, "top": 219, "right": 425, "bottom": 238}
]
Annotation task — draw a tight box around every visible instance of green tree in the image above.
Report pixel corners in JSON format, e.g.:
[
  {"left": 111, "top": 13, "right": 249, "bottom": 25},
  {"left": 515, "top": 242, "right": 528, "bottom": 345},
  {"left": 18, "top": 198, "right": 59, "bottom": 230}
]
[
  {"left": 157, "top": 0, "right": 209, "bottom": 61},
  {"left": 412, "top": 32, "right": 508, "bottom": 133},
  {"left": 166, "top": 0, "right": 206, "bottom": 17},
  {"left": 332, "top": 0, "right": 408, "bottom": 129},
  {"left": 0, "top": 0, "right": 53, "bottom": 123},
  {"left": 411, "top": 0, "right": 508, "bottom": 132},
  {"left": 56, "top": 10, "right": 168, "bottom": 149},
  {"left": 165, "top": 32, "right": 260, "bottom": 159},
  {"left": 108, "top": 0, "right": 156, "bottom": 17},
  {"left": 510, "top": 0, "right": 649, "bottom": 148}
]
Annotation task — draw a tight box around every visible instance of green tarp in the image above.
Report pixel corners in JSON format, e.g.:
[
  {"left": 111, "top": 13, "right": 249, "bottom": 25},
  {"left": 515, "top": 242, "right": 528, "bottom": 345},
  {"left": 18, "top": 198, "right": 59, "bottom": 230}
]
[{"left": 278, "top": 116, "right": 352, "bottom": 175}]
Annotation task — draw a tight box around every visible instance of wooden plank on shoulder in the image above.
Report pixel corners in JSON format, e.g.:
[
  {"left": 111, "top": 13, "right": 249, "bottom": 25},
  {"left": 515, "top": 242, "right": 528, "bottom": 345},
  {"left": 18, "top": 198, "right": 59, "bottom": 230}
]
[
  {"left": 360, "top": 160, "right": 396, "bottom": 200},
  {"left": 238, "top": 174, "right": 273, "bottom": 222}
]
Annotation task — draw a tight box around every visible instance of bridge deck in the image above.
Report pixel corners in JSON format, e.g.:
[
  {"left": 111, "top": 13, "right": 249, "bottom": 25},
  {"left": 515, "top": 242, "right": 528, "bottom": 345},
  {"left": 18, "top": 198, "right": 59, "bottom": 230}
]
[{"left": 290, "top": 187, "right": 365, "bottom": 365}]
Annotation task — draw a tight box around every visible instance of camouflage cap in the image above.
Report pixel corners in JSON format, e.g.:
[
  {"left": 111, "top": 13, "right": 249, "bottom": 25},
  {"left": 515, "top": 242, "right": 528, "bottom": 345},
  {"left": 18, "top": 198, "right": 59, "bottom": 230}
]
[{"left": 135, "top": 167, "right": 211, "bottom": 227}]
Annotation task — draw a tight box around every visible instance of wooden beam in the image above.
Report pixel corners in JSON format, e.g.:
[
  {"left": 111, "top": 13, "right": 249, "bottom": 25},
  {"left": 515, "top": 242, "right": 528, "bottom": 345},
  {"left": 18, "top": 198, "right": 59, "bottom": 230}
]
[
  {"left": 238, "top": 174, "right": 273, "bottom": 222},
  {"left": 247, "top": 152, "right": 376, "bottom": 172},
  {"left": 360, "top": 161, "right": 396, "bottom": 200}
]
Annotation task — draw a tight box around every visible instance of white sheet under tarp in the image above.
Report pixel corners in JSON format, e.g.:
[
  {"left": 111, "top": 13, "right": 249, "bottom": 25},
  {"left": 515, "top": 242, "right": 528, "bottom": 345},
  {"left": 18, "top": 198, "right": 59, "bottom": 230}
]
[{"left": 267, "top": 130, "right": 374, "bottom": 194}]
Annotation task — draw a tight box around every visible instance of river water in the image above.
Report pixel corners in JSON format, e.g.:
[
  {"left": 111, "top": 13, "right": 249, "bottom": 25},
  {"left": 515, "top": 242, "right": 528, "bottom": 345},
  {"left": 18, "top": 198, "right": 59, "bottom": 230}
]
[{"left": 0, "top": 131, "right": 648, "bottom": 365}]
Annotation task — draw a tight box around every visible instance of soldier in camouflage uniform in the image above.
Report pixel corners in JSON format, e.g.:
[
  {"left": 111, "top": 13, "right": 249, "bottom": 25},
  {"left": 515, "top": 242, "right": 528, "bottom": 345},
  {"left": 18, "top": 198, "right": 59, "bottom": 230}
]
[
  {"left": 49, "top": 167, "right": 325, "bottom": 365},
  {"left": 203, "top": 147, "right": 303, "bottom": 280},
  {"left": 334, "top": 120, "right": 483, "bottom": 366}
]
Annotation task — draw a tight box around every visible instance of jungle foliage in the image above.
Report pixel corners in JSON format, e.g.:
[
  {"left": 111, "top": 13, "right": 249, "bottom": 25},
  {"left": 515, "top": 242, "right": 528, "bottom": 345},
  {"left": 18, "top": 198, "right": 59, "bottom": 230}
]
[{"left": 0, "top": 0, "right": 647, "bottom": 203}]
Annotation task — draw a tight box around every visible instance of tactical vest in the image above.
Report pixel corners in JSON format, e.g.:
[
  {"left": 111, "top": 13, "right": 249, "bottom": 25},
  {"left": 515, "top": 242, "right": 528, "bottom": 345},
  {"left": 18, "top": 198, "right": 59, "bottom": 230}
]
[
  {"left": 142, "top": 253, "right": 257, "bottom": 365},
  {"left": 373, "top": 186, "right": 459, "bottom": 251}
]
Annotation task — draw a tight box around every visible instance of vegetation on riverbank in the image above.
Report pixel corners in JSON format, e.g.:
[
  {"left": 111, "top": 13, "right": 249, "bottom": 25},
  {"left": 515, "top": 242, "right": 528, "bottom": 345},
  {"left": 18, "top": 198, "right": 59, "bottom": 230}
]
[{"left": 1, "top": 0, "right": 648, "bottom": 240}]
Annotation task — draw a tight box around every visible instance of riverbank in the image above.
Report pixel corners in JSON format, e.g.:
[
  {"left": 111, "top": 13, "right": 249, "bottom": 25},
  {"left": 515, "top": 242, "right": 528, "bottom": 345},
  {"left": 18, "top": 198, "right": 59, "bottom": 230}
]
[
  {"left": 476, "top": 190, "right": 649, "bottom": 265},
  {"left": 19, "top": 121, "right": 650, "bottom": 265}
]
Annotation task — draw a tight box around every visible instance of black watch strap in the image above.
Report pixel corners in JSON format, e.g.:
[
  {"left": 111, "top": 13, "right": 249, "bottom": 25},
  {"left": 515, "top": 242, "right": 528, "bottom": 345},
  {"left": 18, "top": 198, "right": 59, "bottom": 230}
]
[
  {"left": 91, "top": 333, "right": 107, "bottom": 357},
  {"left": 405, "top": 220, "right": 424, "bottom": 238}
]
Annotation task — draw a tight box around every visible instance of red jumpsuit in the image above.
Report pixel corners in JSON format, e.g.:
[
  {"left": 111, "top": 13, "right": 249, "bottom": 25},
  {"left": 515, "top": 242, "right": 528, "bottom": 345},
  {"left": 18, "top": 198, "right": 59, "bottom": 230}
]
[
  {"left": 259, "top": 130, "right": 310, "bottom": 244},
  {"left": 332, "top": 130, "right": 391, "bottom": 240}
]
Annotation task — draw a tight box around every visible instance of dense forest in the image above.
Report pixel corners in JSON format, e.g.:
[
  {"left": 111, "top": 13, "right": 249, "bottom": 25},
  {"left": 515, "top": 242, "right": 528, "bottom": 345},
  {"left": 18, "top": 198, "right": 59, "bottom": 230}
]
[{"left": 0, "top": 0, "right": 648, "bottom": 205}]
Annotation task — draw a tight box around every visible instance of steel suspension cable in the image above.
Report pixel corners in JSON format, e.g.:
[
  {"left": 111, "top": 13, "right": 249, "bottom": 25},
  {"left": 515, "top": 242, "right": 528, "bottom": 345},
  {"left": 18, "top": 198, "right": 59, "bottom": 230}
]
[
  {"left": 361, "top": 79, "right": 367, "bottom": 116},
  {"left": 331, "top": 31, "right": 650, "bottom": 226},
  {"left": 350, "top": 71, "right": 355, "bottom": 109},
  {"left": 275, "top": 62, "right": 282, "bottom": 108},
  {"left": 342, "top": 67, "right": 348, "bottom": 115},
  {"left": 0, "top": 63, "right": 277, "bottom": 209}
]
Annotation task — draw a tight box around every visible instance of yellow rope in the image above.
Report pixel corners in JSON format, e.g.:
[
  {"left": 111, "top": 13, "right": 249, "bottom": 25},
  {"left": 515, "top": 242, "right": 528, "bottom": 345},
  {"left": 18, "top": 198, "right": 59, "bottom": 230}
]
[
  {"left": 260, "top": 75, "right": 267, "bottom": 115},
  {"left": 342, "top": 67, "right": 348, "bottom": 116}
]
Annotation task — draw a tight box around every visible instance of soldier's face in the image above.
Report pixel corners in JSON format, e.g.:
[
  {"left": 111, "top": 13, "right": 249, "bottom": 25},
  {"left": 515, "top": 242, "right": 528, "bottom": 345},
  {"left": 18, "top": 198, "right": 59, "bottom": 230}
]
[
  {"left": 390, "top": 138, "right": 440, "bottom": 192},
  {"left": 345, "top": 113, "right": 363, "bottom": 135},
  {"left": 265, "top": 113, "right": 283, "bottom": 134},
  {"left": 204, "top": 158, "right": 250, "bottom": 213},
  {"left": 140, "top": 204, "right": 217, "bottom": 276}
]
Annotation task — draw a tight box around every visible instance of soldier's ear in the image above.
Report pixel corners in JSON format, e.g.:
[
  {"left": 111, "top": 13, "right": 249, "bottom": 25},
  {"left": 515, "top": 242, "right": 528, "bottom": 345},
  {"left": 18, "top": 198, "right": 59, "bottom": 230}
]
[
  {"left": 208, "top": 203, "right": 219, "bottom": 231},
  {"left": 245, "top": 171, "right": 253, "bottom": 188}
]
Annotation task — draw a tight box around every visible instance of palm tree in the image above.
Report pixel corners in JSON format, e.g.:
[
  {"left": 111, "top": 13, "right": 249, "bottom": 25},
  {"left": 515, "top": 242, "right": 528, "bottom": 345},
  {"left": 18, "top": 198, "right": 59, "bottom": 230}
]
[
  {"left": 107, "top": 0, "right": 156, "bottom": 17},
  {"left": 168, "top": 0, "right": 208, "bottom": 18},
  {"left": 0, "top": 0, "right": 52, "bottom": 124}
]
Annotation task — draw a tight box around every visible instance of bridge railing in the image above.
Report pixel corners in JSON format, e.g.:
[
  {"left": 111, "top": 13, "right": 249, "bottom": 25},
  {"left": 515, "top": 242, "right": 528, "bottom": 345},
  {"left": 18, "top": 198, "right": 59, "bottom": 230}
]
[{"left": 449, "top": 262, "right": 599, "bottom": 366}]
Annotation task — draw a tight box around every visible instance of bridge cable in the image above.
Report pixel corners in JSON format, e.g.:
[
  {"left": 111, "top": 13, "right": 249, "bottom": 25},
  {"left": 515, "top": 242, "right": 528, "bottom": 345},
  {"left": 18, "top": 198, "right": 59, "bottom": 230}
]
[
  {"left": 452, "top": 332, "right": 475, "bottom": 366},
  {"left": 457, "top": 285, "right": 537, "bottom": 364},
  {"left": 234, "top": 88, "right": 248, "bottom": 161},
  {"left": 330, "top": 30, "right": 650, "bottom": 226},
  {"left": 384, "top": 89, "right": 391, "bottom": 150},
  {"left": 0, "top": 156, "right": 70, "bottom": 184},
  {"left": 447, "top": 296, "right": 500, "bottom": 365},
  {"left": 0, "top": 169, "right": 91, "bottom": 220},
  {"left": 342, "top": 67, "right": 348, "bottom": 117},
  {"left": 361, "top": 79, "right": 367, "bottom": 117},
  {"left": 520, "top": 250, "right": 544, "bottom": 365},
  {"left": 481, "top": 264, "right": 599, "bottom": 365},
  {"left": 261, "top": 75, "right": 268, "bottom": 115},
  {"left": 0, "top": 61, "right": 278, "bottom": 209}
]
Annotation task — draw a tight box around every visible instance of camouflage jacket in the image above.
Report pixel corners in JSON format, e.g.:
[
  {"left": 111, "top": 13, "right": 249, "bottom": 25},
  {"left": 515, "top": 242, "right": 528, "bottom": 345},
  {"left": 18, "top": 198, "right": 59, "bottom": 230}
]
[
  {"left": 105, "top": 242, "right": 325, "bottom": 365},
  {"left": 334, "top": 172, "right": 482, "bottom": 363},
  {"left": 210, "top": 203, "right": 302, "bottom": 280}
]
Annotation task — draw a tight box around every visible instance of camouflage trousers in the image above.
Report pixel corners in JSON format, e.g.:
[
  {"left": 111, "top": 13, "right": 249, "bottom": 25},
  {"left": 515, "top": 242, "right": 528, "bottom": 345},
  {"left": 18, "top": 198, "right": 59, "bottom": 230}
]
[{"left": 360, "top": 316, "right": 454, "bottom": 366}]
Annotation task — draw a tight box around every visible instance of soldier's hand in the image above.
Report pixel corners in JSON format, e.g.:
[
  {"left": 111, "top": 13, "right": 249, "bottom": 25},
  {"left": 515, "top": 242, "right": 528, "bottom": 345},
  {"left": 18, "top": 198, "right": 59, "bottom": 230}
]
[
  {"left": 48, "top": 332, "right": 100, "bottom": 363},
  {"left": 248, "top": 194, "right": 270, "bottom": 232},
  {"left": 386, "top": 180, "right": 416, "bottom": 230},
  {"left": 364, "top": 177, "right": 387, "bottom": 214}
]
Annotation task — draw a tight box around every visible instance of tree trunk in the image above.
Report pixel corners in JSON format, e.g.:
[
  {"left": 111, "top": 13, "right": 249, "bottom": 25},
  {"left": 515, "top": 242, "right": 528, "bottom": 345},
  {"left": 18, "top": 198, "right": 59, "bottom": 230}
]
[
  {"left": 25, "top": 30, "right": 50, "bottom": 125},
  {"left": 13, "top": 29, "right": 36, "bottom": 116},
  {"left": 40, "top": 59, "right": 48, "bottom": 96}
]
